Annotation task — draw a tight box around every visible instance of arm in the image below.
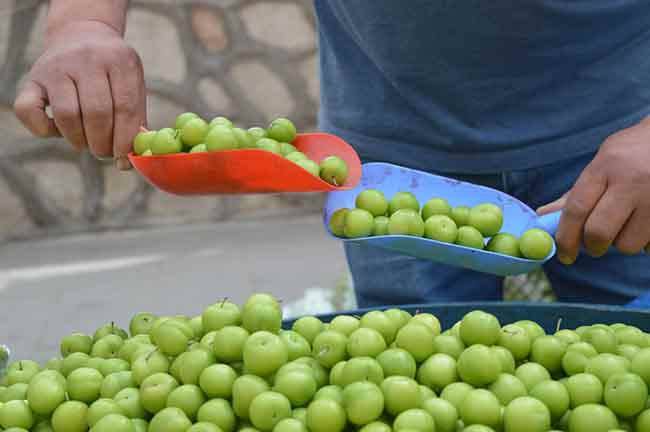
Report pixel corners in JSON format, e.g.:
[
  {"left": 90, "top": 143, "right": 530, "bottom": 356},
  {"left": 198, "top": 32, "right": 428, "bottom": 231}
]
[
  {"left": 14, "top": 0, "right": 145, "bottom": 170},
  {"left": 46, "top": 0, "right": 129, "bottom": 39}
]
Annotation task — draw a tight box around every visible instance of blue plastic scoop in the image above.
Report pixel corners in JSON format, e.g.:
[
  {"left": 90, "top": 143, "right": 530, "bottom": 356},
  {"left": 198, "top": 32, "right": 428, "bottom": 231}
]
[{"left": 323, "top": 162, "right": 562, "bottom": 277}]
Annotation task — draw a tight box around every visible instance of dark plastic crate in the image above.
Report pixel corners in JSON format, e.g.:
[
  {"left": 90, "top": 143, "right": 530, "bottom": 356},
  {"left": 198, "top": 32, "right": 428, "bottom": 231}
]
[{"left": 283, "top": 301, "right": 650, "bottom": 333}]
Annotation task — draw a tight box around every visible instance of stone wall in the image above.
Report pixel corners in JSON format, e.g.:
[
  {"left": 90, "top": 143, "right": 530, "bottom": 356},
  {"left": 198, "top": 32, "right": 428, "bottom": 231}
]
[{"left": 0, "top": 0, "right": 322, "bottom": 242}]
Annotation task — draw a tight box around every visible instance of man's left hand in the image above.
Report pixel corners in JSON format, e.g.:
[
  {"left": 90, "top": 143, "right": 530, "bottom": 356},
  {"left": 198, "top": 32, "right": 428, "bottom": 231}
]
[{"left": 538, "top": 117, "right": 650, "bottom": 264}]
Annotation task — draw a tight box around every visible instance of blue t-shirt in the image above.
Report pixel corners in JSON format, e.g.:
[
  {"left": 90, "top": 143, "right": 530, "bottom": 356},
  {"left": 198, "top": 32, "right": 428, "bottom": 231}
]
[{"left": 314, "top": 1, "right": 650, "bottom": 174}]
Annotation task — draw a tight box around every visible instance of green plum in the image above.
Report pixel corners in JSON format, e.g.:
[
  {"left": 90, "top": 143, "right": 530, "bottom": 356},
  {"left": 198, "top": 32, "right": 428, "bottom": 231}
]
[
  {"left": 486, "top": 233, "right": 521, "bottom": 257},
  {"left": 319, "top": 156, "right": 348, "bottom": 186},
  {"left": 504, "top": 397, "right": 551, "bottom": 432},
  {"left": 180, "top": 118, "right": 209, "bottom": 148},
  {"left": 388, "top": 192, "right": 419, "bottom": 215},
  {"left": 312, "top": 331, "right": 348, "bottom": 369},
  {"left": 329, "top": 208, "right": 349, "bottom": 237},
  {"left": 456, "top": 226, "right": 485, "bottom": 249},
  {"left": 459, "top": 389, "right": 501, "bottom": 429},
  {"left": 388, "top": 209, "right": 425, "bottom": 236},
  {"left": 468, "top": 203, "right": 503, "bottom": 237},
  {"left": 355, "top": 189, "right": 389, "bottom": 217},
  {"left": 568, "top": 404, "right": 618, "bottom": 432},
  {"left": 529, "top": 380, "right": 570, "bottom": 421},
  {"left": 416, "top": 353, "right": 458, "bottom": 393},
  {"left": 395, "top": 323, "right": 435, "bottom": 363},
  {"left": 295, "top": 159, "right": 320, "bottom": 177},
  {"left": 329, "top": 315, "right": 360, "bottom": 336},
  {"left": 189, "top": 143, "right": 208, "bottom": 153},
  {"left": 457, "top": 344, "right": 501, "bottom": 387},
  {"left": 209, "top": 116, "right": 233, "bottom": 129},
  {"left": 206, "top": 125, "right": 238, "bottom": 151},
  {"left": 566, "top": 373, "right": 603, "bottom": 407},
  {"left": 530, "top": 335, "right": 566, "bottom": 374},
  {"left": 451, "top": 206, "right": 471, "bottom": 226},
  {"left": 376, "top": 348, "right": 417, "bottom": 379},
  {"left": 421, "top": 197, "right": 452, "bottom": 220},
  {"left": 248, "top": 126, "right": 267, "bottom": 142},
  {"left": 603, "top": 372, "right": 648, "bottom": 417},
  {"left": 233, "top": 128, "right": 256, "bottom": 149},
  {"left": 519, "top": 228, "right": 554, "bottom": 260},
  {"left": 279, "top": 142, "right": 298, "bottom": 156},
  {"left": 343, "top": 381, "right": 384, "bottom": 426},
  {"left": 133, "top": 131, "right": 156, "bottom": 155},
  {"left": 151, "top": 128, "right": 182, "bottom": 155},
  {"left": 498, "top": 324, "right": 531, "bottom": 362},
  {"left": 381, "top": 376, "right": 420, "bottom": 416},
  {"left": 256, "top": 138, "right": 282, "bottom": 154},
  {"left": 424, "top": 215, "right": 458, "bottom": 243},
  {"left": 286, "top": 151, "right": 309, "bottom": 163},
  {"left": 175, "top": 112, "right": 199, "bottom": 130},
  {"left": 267, "top": 118, "right": 297, "bottom": 143},
  {"left": 515, "top": 362, "right": 550, "bottom": 392},
  {"left": 343, "top": 208, "right": 374, "bottom": 238},
  {"left": 393, "top": 408, "right": 435, "bottom": 432},
  {"left": 488, "top": 373, "right": 527, "bottom": 406},
  {"left": 459, "top": 310, "right": 501, "bottom": 346},
  {"left": 291, "top": 316, "right": 324, "bottom": 345},
  {"left": 372, "top": 216, "right": 390, "bottom": 236}
]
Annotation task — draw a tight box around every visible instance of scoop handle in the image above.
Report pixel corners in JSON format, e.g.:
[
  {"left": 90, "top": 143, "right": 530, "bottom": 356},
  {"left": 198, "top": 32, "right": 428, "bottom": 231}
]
[{"left": 536, "top": 210, "right": 562, "bottom": 236}]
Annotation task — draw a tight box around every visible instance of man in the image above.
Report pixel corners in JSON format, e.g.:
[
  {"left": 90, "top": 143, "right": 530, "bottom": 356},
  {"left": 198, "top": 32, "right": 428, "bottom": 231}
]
[{"left": 14, "top": 1, "right": 650, "bottom": 308}]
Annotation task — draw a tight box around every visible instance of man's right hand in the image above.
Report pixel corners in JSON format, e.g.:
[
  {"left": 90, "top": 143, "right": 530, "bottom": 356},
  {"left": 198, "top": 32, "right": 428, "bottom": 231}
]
[{"left": 14, "top": 20, "right": 146, "bottom": 170}]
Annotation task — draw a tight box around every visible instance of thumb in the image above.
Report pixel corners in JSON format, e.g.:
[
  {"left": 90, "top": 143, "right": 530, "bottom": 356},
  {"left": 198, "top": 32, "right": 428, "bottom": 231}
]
[
  {"left": 536, "top": 192, "right": 568, "bottom": 216},
  {"left": 13, "top": 81, "right": 60, "bottom": 138}
]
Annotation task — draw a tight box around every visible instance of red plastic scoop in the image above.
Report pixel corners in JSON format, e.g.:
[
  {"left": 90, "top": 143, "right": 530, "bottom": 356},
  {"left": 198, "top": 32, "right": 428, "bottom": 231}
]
[{"left": 128, "top": 132, "right": 362, "bottom": 195}]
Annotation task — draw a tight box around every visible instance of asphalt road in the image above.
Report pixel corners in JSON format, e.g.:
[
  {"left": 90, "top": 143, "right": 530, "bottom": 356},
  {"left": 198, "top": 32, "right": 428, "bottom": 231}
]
[{"left": 0, "top": 216, "right": 348, "bottom": 364}]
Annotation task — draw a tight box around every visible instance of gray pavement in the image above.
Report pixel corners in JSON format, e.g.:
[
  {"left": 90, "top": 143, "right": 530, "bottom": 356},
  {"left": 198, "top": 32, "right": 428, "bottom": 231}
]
[{"left": 0, "top": 216, "right": 348, "bottom": 364}]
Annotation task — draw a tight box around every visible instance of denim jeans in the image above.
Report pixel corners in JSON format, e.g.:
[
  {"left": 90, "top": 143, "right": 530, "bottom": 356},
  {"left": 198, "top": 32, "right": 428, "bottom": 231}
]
[{"left": 344, "top": 152, "right": 650, "bottom": 308}]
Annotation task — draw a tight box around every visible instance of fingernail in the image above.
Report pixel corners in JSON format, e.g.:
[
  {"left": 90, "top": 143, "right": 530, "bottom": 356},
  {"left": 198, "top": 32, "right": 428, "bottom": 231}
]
[
  {"left": 115, "top": 157, "right": 131, "bottom": 171},
  {"left": 558, "top": 253, "right": 574, "bottom": 265}
]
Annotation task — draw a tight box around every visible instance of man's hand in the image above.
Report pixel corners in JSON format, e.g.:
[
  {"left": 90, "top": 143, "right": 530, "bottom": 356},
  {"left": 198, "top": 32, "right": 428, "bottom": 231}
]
[
  {"left": 14, "top": 20, "right": 146, "bottom": 170},
  {"left": 538, "top": 117, "right": 650, "bottom": 263}
]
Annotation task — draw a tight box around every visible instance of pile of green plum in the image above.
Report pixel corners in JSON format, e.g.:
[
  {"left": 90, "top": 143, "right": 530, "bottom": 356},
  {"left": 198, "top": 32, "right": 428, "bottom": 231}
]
[
  {"left": 329, "top": 190, "right": 554, "bottom": 260},
  {"left": 132, "top": 115, "right": 349, "bottom": 186},
  {"left": 2, "top": 294, "right": 650, "bottom": 432}
]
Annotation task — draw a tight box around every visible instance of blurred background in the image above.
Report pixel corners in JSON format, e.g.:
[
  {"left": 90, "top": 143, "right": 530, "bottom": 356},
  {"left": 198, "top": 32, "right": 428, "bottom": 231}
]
[{"left": 0, "top": 0, "right": 549, "bottom": 363}]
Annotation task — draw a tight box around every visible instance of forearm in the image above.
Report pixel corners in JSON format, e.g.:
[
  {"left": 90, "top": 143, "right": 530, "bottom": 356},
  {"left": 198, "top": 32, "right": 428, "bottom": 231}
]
[{"left": 46, "top": 0, "right": 129, "bottom": 41}]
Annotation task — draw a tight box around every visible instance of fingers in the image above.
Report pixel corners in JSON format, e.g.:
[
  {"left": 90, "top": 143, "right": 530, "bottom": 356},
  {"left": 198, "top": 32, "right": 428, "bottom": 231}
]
[
  {"left": 48, "top": 77, "right": 88, "bottom": 151},
  {"left": 615, "top": 207, "right": 650, "bottom": 256},
  {"left": 582, "top": 189, "right": 634, "bottom": 257},
  {"left": 109, "top": 52, "right": 147, "bottom": 170},
  {"left": 555, "top": 164, "right": 607, "bottom": 265},
  {"left": 537, "top": 193, "right": 568, "bottom": 216},
  {"left": 13, "top": 81, "right": 60, "bottom": 138},
  {"left": 77, "top": 72, "right": 114, "bottom": 158}
]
